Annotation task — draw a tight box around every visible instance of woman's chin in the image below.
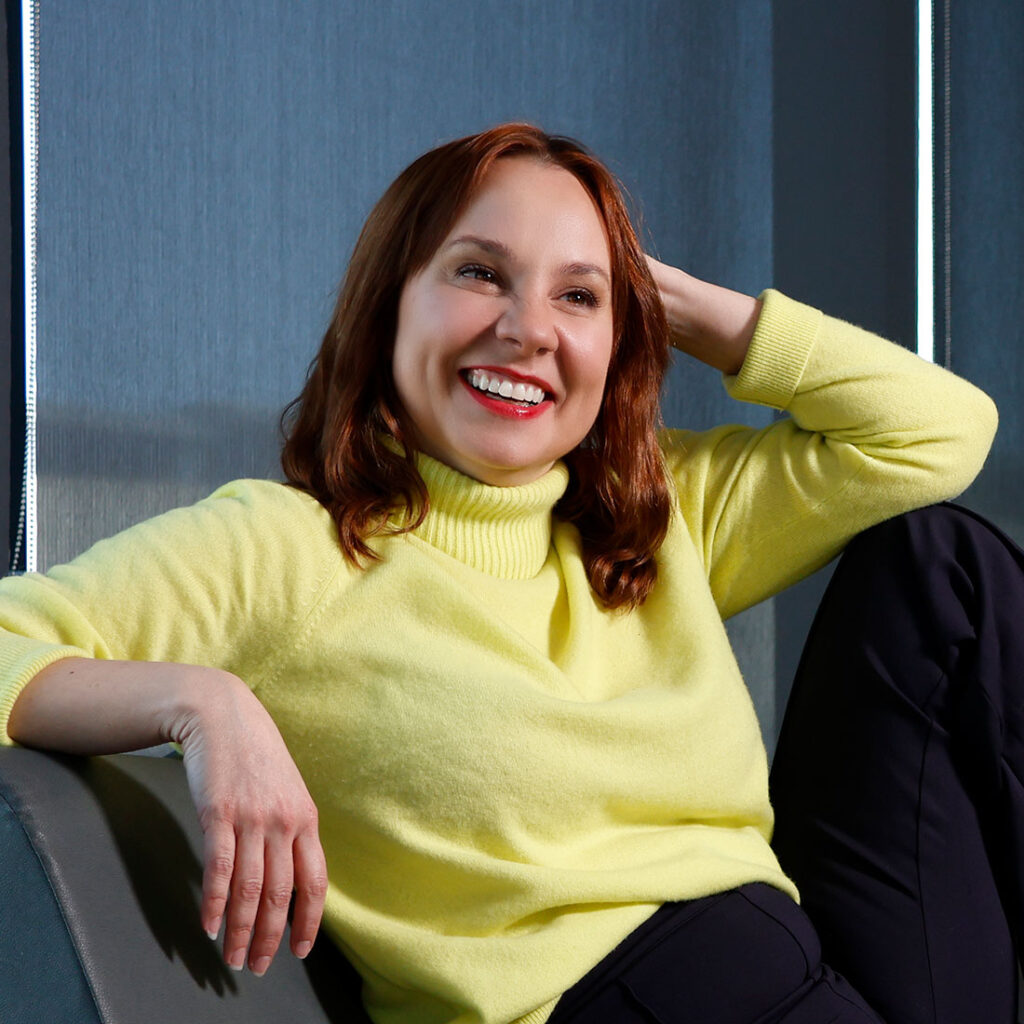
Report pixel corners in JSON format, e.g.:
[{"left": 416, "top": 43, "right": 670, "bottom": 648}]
[{"left": 442, "top": 451, "right": 559, "bottom": 488}]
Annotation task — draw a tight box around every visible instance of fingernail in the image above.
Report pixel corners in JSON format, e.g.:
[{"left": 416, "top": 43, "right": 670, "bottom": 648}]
[
  {"left": 228, "top": 950, "right": 245, "bottom": 972},
  {"left": 295, "top": 940, "right": 312, "bottom": 959},
  {"left": 206, "top": 917, "right": 221, "bottom": 941},
  {"left": 252, "top": 956, "right": 271, "bottom": 977}
]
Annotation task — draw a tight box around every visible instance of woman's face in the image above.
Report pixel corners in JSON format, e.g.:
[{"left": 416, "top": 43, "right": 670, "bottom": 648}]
[{"left": 392, "top": 156, "right": 615, "bottom": 487}]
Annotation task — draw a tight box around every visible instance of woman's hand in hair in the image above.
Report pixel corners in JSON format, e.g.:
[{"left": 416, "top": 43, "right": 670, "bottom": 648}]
[
  {"left": 8, "top": 657, "right": 327, "bottom": 977},
  {"left": 645, "top": 255, "right": 761, "bottom": 376}
]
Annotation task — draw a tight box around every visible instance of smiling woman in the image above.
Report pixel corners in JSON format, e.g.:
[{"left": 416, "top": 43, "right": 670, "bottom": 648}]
[
  {"left": 391, "top": 157, "right": 615, "bottom": 487},
  {"left": 0, "top": 122, "right": 1009, "bottom": 1024},
  {"left": 281, "top": 123, "right": 674, "bottom": 611}
]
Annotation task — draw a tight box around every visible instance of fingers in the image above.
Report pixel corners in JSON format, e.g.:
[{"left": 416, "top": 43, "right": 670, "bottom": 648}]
[
  {"left": 223, "top": 831, "right": 265, "bottom": 971},
  {"left": 200, "top": 818, "right": 236, "bottom": 942},
  {"left": 201, "top": 812, "right": 326, "bottom": 976},
  {"left": 246, "top": 833, "right": 295, "bottom": 976},
  {"left": 290, "top": 829, "right": 328, "bottom": 959}
]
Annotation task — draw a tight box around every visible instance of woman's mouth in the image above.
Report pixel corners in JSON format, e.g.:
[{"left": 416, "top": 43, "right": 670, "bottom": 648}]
[
  {"left": 459, "top": 369, "right": 552, "bottom": 419},
  {"left": 464, "top": 369, "right": 547, "bottom": 406}
]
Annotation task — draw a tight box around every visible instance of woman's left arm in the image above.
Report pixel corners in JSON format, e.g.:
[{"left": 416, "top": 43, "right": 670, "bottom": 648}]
[{"left": 648, "top": 257, "right": 999, "bottom": 619}]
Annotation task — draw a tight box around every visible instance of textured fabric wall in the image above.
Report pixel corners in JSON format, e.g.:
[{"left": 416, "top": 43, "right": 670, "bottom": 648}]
[
  {"left": 944, "top": 0, "right": 1024, "bottom": 546},
  {"left": 35, "top": 2, "right": 774, "bottom": 556},
  {"left": 33, "top": 0, "right": 778, "bottom": 725}
]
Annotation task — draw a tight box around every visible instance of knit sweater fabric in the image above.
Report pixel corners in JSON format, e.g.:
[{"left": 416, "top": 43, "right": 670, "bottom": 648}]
[{"left": 0, "top": 291, "right": 998, "bottom": 1024}]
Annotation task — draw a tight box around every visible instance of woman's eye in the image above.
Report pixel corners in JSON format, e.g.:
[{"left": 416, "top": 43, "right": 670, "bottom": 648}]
[
  {"left": 564, "top": 288, "right": 598, "bottom": 307},
  {"left": 457, "top": 264, "right": 498, "bottom": 284}
]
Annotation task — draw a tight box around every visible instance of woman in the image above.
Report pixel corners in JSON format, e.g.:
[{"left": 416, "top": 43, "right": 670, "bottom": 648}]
[{"left": 0, "top": 124, "right": 1010, "bottom": 1023}]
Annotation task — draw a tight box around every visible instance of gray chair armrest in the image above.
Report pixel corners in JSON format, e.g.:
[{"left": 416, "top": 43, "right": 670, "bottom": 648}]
[{"left": 0, "top": 746, "right": 370, "bottom": 1023}]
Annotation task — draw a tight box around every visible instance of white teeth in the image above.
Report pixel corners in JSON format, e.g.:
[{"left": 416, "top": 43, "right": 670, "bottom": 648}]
[{"left": 466, "top": 369, "right": 545, "bottom": 405}]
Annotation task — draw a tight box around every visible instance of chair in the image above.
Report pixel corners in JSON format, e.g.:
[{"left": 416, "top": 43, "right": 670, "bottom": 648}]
[{"left": 0, "top": 746, "right": 372, "bottom": 1023}]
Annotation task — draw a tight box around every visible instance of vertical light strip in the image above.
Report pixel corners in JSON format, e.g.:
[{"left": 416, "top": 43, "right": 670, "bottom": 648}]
[
  {"left": 917, "top": 0, "right": 935, "bottom": 362},
  {"left": 21, "top": 0, "right": 39, "bottom": 572}
]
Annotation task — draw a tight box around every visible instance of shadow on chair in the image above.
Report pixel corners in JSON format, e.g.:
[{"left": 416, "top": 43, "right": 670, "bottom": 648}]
[{"left": 0, "top": 746, "right": 371, "bottom": 1023}]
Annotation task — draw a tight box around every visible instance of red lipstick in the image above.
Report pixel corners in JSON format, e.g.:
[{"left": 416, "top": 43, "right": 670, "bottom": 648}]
[
  {"left": 459, "top": 372, "right": 552, "bottom": 419},
  {"left": 465, "top": 366, "right": 555, "bottom": 396}
]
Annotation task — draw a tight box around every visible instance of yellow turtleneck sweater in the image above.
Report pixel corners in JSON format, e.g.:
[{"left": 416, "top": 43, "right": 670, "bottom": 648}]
[{"left": 0, "top": 292, "right": 998, "bottom": 1024}]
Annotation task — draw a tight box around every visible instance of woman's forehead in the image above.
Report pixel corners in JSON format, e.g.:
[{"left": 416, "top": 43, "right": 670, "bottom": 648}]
[{"left": 442, "top": 157, "right": 611, "bottom": 268}]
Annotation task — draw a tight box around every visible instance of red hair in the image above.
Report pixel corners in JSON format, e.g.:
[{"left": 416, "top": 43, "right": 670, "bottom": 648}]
[{"left": 281, "top": 123, "right": 671, "bottom": 610}]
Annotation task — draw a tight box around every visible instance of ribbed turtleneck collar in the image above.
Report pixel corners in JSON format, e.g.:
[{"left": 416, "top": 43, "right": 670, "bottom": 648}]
[{"left": 413, "top": 455, "right": 569, "bottom": 579}]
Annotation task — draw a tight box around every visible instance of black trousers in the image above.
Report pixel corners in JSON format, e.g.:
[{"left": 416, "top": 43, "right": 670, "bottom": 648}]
[{"left": 549, "top": 504, "right": 1024, "bottom": 1023}]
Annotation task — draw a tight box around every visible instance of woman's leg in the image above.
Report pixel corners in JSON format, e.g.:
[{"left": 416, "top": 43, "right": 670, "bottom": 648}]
[
  {"left": 770, "top": 504, "right": 1024, "bottom": 1024},
  {"left": 546, "top": 884, "right": 882, "bottom": 1024}
]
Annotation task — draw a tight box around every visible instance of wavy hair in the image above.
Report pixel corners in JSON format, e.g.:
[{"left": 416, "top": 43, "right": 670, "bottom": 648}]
[{"left": 281, "top": 123, "right": 671, "bottom": 610}]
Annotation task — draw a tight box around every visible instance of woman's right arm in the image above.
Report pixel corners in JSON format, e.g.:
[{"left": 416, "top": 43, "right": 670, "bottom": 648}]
[
  {"left": 0, "top": 481, "right": 338, "bottom": 976},
  {"left": 8, "top": 655, "right": 327, "bottom": 978}
]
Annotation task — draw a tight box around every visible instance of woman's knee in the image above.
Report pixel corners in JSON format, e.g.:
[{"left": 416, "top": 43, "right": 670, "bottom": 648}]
[
  {"left": 804, "top": 500, "right": 1024, "bottom": 741},
  {"left": 848, "top": 502, "right": 1020, "bottom": 579},
  {"left": 825, "top": 503, "right": 1021, "bottom": 650}
]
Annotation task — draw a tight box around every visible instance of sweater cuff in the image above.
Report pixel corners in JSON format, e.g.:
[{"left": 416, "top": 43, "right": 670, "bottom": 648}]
[
  {"left": 513, "top": 996, "right": 560, "bottom": 1024},
  {"left": 724, "top": 289, "right": 822, "bottom": 410},
  {"left": 0, "top": 634, "right": 88, "bottom": 744}
]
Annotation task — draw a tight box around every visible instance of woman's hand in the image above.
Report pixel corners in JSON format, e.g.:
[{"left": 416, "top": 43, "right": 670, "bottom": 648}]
[
  {"left": 646, "top": 255, "right": 762, "bottom": 375},
  {"left": 170, "top": 674, "right": 327, "bottom": 975},
  {"left": 8, "top": 657, "right": 327, "bottom": 976}
]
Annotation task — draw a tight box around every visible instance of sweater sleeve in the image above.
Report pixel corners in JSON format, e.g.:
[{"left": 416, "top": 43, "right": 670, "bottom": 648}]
[
  {"left": 661, "top": 289, "right": 998, "bottom": 620},
  {"left": 0, "top": 479, "right": 341, "bottom": 744}
]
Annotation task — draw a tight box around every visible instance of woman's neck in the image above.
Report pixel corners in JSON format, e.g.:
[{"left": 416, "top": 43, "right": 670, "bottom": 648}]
[{"left": 412, "top": 454, "right": 569, "bottom": 579}]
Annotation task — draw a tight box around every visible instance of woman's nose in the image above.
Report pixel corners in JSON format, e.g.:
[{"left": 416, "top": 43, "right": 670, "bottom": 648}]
[{"left": 495, "top": 296, "right": 558, "bottom": 355}]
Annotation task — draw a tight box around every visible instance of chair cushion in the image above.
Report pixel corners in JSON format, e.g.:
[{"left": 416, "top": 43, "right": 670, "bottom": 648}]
[{"left": 0, "top": 747, "right": 369, "bottom": 1023}]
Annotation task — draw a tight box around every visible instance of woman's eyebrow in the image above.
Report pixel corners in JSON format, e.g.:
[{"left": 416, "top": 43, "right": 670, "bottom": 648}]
[
  {"left": 445, "top": 235, "right": 514, "bottom": 260},
  {"left": 560, "top": 262, "right": 610, "bottom": 285},
  {"left": 445, "top": 236, "right": 610, "bottom": 284}
]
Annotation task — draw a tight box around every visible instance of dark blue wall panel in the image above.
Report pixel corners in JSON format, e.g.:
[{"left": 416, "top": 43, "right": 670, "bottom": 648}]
[
  {"left": 945, "top": 0, "right": 1024, "bottom": 546},
  {"left": 770, "top": 0, "right": 918, "bottom": 716}
]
